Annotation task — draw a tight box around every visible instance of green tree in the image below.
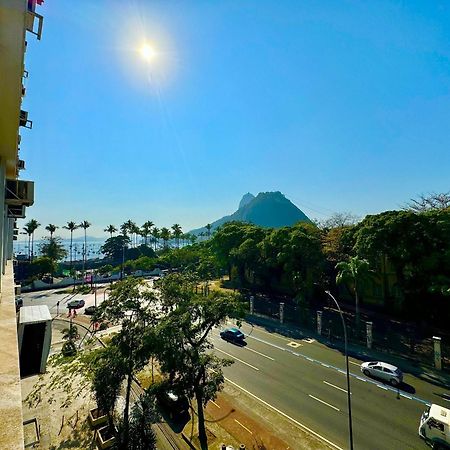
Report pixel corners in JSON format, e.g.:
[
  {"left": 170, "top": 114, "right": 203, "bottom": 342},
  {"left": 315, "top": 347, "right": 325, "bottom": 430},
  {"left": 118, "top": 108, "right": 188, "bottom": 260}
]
[
  {"left": 94, "top": 278, "right": 158, "bottom": 447},
  {"left": 100, "top": 235, "right": 131, "bottom": 263},
  {"left": 40, "top": 237, "right": 67, "bottom": 262},
  {"left": 205, "top": 223, "right": 212, "bottom": 238},
  {"left": 336, "top": 256, "right": 373, "bottom": 323},
  {"left": 104, "top": 225, "right": 117, "bottom": 238},
  {"left": 171, "top": 224, "right": 182, "bottom": 248},
  {"left": 29, "top": 256, "right": 56, "bottom": 280},
  {"left": 23, "top": 219, "right": 40, "bottom": 261},
  {"left": 45, "top": 224, "right": 58, "bottom": 239},
  {"left": 155, "top": 273, "right": 244, "bottom": 450},
  {"left": 79, "top": 220, "right": 91, "bottom": 281},
  {"left": 151, "top": 227, "right": 160, "bottom": 251},
  {"left": 141, "top": 221, "right": 154, "bottom": 246},
  {"left": 159, "top": 227, "right": 171, "bottom": 249},
  {"left": 63, "top": 221, "right": 78, "bottom": 276}
]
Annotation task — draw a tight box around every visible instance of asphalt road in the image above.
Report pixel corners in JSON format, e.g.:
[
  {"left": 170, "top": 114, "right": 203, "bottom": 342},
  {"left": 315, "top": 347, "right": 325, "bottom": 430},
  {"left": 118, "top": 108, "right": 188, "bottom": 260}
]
[
  {"left": 21, "top": 289, "right": 447, "bottom": 449},
  {"left": 211, "top": 322, "right": 449, "bottom": 450}
]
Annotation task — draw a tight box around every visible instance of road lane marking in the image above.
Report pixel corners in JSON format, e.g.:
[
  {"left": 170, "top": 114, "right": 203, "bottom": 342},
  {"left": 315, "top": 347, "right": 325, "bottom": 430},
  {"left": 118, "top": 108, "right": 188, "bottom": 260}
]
[
  {"left": 234, "top": 419, "right": 253, "bottom": 435},
  {"left": 400, "top": 394, "right": 413, "bottom": 400},
  {"left": 211, "top": 401, "right": 221, "bottom": 409},
  {"left": 231, "top": 329, "right": 432, "bottom": 406},
  {"left": 225, "top": 378, "right": 344, "bottom": 450},
  {"left": 245, "top": 347, "right": 275, "bottom": 361},
  {"left": 308, "top": 395, "right": 340, "bottom": 412},
  {"left": 323, "top": 381, "right": 351, "bottom": 394},
  {"left": 349, "top": 361, "right": 360, "bottom": 366},
  {"left": 287, "top": 341, "right": 302, "bottom": 348},
  {"left": 215, "top": 348, "right": 259, "bottom": 371},
  {"left": 377, "top": 385, "right": 388, "bottom": 391}
]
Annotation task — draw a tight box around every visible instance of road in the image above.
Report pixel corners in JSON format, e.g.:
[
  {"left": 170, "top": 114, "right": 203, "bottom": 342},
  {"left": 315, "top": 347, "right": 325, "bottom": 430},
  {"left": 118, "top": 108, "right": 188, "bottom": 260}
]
[
  {"left": 211, "top": 321, "right": 449, "bottom": 450},
  {"left": 21, "top": 289, "right": 448, "bottom": 449}
]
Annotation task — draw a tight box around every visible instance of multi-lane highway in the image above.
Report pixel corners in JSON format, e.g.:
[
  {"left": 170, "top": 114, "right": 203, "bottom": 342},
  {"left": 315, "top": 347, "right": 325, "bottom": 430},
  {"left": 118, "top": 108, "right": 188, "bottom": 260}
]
[{"left": 211, "top": 322, "right": 449, "bottom": 450}]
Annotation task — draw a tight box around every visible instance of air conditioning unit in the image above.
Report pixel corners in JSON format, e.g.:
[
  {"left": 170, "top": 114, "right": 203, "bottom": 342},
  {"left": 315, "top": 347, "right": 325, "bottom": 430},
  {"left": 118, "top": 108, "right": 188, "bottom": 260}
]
[
  {"left": 7, "top": 205, "right": 26, "bottom": 219},
  {"left": 5, "top": 180, "right": 34, "bottom": 206},
  {"left": 18, "top": 160, "right": 25, "bottom": 171},
  {"left": 19, "top": 110, "right": 32, "bottom": 129}
]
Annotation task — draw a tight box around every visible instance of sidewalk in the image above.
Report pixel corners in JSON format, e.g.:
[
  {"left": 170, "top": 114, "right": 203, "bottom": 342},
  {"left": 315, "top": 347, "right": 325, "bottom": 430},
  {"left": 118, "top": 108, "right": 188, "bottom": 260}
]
[{"left": 246, "top": 313, "right": 450, "bottom": 389}]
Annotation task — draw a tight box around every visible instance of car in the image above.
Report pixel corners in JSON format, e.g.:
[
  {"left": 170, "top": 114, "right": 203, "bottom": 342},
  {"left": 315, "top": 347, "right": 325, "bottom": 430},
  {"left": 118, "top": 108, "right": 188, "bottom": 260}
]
[
  {"left": 67, "top": 299, "right": 85, "bottom": 309},
  {"left": 84, "top": 305, "right": 97, "bottom": 315},
  {"left": 156, "top": 390, "right": 189, "bottom": 420},
  {"left": 220, "top": 327, "right": 245, "bottom": 344},
  {"left": 360, "top": 361, "right": 403, "bottom": 386}
]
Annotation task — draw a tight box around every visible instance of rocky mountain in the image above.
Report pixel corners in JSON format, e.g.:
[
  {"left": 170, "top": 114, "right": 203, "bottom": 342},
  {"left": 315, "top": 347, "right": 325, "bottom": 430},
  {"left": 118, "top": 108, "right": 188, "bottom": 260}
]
[{"left": 190, "top": 191, "right": 311, "bottom": 235}]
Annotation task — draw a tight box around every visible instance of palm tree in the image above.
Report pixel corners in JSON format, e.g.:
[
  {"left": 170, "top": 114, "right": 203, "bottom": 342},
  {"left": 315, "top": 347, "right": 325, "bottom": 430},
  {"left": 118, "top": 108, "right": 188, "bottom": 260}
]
[
  {"left": 104, "top": 225, "right": 117, "bottom": 238},
  {"left": 79, "top": 220, "right": 91, "bottom": 281},
  {"left": 141, "top": 221, "right": 154, "bottom": 246},
  {"left": 24, "top": 219, "right": 40, "bottom": 261},
  {"left": 131, "top": 223, "right": 140, "bottom": 247},
  {"left": 63, "top": 221, "right": 78, "bottom": 276},
  {"left": 23, "top": 223, "right": 33, "bottom": 261},
  {"left": 45, "top": 224, "right": 58, "bottom": 239},
  {"left": 151, "top": 227, "right": 160, "bottom": 251},
  {"left": 336, "top": 256, "right": 373, "bottom": 324},
  {"left": 171, "top": 224, "right": 182, "bottom": 248},
  {"left": 205, "top": 223, "right": 212, "bottom": 238},
  {"left": 159, "top": 227, "right": 171, "bottom": 249},
  {"left": 122, "top": 220, "right": 137, "bottom": 247}
]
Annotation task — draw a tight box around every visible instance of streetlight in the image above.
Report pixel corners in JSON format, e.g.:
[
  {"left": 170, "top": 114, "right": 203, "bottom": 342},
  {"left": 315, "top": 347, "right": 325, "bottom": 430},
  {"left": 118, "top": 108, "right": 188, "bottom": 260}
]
[{"left": 325, "top": 290, "right": 354, "bottom": 450}]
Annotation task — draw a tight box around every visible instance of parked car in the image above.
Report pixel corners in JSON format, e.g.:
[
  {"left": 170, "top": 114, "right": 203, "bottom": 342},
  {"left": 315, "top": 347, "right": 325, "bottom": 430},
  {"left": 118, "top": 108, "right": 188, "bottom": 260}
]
[
  {"left": 220, "top": 327, "right": 246, "bottom": 344},
  {"left": 84, "top": 305, "right": 97, "bottom": 315},
  {"left": 156, "top": 390, "right": 189, "bottom": 420},
  {"left": 67, "top": 299, "right": 85, "bottom": 309},
  {"left": 360, "top": 361, "right": 403, "bottom": 386}
]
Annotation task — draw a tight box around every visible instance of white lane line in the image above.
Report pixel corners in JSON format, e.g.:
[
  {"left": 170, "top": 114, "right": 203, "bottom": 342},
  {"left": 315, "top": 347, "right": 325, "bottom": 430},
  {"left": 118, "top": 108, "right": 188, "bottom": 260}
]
[
  {"left": 400, "top": 394, "right": 413, "bottom": 400},
  {"left": 226, "top": 379, "right": 343, "bottom": 450},
  {"left": 245, "top": 347, "right": 275, "bottom": 361},
  {"left": 323, "top": 381, "right": 351, "bottom": 394},
  {"left": 234, "top": 419, "right": 253, "bottom": 435},
  {"left": 216, "top": 348, "right": 259, "bottom": 371},
  {"left": 308, "top": 394, "right": 340, "bottom": 412},
  {"left": 211, "top": 400, "right": 221, "bottom": 409},
  {"left": 349, "top": 361, "right": 360, "bottom": 366},
  {"left": 377, "top": 385, "right": 388, "bottom": 391}
]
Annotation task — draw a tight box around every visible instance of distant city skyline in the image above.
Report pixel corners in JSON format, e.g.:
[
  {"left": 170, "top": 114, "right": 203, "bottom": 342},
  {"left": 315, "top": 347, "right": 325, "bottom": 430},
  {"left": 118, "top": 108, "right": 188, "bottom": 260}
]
[{"left": 20, "top": 0, "right": 450, "bottom": 238}]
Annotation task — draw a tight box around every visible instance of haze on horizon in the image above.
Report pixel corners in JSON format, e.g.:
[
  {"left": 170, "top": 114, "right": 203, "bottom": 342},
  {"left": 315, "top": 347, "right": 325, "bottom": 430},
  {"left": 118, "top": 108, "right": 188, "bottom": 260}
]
[{"left": 20, "top": 0, "right": 450, "bottom": 239}]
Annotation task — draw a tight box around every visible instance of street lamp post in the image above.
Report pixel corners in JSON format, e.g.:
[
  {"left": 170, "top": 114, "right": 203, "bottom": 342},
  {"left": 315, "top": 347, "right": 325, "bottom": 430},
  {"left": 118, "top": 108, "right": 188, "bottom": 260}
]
[{"left": 325, "top": 290, "right": 354, "bottom": 450}]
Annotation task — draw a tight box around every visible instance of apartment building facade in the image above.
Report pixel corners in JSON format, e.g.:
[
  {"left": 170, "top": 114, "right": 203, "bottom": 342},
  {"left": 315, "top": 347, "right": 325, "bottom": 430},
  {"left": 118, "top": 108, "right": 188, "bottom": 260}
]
[{"left": 0, "top": 0, "right": 43, "bottom": 448}]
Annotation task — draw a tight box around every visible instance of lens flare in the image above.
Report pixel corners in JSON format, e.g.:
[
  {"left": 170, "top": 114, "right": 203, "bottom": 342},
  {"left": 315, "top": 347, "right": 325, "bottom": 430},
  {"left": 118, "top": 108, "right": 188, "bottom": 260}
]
[{"left": 140, "top": 44, "right": 156, "bottom": 61}]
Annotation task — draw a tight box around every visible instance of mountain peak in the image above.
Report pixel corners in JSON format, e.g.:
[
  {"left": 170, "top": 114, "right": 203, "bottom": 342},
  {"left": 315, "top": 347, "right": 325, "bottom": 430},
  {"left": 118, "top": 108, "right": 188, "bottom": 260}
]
[
  {"left": 239, "top": 193, "right": 255, "bottom": 209},
  {"left": 190, "top": 191, "right": 311, "bottom": 235}
]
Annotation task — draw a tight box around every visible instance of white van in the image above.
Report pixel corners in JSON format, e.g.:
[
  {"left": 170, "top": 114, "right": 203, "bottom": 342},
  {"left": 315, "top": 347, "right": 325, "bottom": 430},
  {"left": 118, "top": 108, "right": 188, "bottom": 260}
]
[{"left": 419, "top": 404, "right": 450, "bottom": 448}]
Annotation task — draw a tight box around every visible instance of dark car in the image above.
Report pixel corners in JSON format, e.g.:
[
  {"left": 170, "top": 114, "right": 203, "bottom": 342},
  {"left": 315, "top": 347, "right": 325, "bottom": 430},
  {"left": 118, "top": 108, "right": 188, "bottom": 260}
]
[
  {"left": 67, "top": 299, "right": 85, "bottom": 309},
  {"left": 84, "top": 305, "right": 97, "bottom": 315},
  {"left": 220, "top": 327, "right": 245, "bottom": 344},
  {"left": 156, "top": 390, "right": 189, "bottom": 421}
]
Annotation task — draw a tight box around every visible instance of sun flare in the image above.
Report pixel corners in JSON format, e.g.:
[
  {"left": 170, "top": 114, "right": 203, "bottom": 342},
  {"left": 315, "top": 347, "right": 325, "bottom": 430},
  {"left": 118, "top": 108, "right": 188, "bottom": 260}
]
[{"left": 140, "top": 44, "right": 157, "bottom": 61}]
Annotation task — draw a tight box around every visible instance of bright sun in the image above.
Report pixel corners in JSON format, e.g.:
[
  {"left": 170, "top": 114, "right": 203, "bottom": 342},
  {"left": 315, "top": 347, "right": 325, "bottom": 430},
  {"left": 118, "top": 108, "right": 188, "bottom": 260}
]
[{"left": 140, "top": 44, "right": 157, "bottom": 61}]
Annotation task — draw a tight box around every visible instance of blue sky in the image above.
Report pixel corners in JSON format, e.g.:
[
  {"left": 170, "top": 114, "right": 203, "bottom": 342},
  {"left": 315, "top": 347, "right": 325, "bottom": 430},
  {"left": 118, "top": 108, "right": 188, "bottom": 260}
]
[{"left": 21, "top": 0, "right": 450, "bottom": 238}]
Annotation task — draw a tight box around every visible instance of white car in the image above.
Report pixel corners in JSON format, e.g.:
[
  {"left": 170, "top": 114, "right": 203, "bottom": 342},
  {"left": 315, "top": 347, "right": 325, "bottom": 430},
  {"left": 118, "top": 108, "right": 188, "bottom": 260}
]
[{"left": 360, "top": 361, "right": 403, "bottom": 386}]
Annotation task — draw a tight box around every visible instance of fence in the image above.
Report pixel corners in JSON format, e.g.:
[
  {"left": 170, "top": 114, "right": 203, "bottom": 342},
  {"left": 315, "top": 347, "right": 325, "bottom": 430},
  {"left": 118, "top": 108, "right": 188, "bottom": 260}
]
[{"left": 250, "top": 295, "right": 449, "bottom": 372}]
